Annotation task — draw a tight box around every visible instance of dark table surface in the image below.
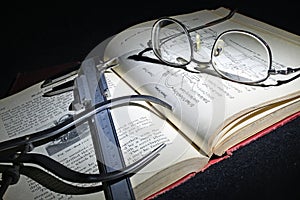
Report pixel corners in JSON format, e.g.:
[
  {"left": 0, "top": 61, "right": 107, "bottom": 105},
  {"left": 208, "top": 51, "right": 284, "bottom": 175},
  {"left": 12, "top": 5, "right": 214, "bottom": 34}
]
[{"left": 2, "top": 1, "right": 299, "bottom": 199}]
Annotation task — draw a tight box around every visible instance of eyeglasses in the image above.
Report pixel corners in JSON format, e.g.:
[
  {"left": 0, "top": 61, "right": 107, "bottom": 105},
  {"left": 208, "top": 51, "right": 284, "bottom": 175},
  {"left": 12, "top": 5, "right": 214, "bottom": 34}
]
[{"left": 136, "top": 9, "right": 300, "bottom": 85}]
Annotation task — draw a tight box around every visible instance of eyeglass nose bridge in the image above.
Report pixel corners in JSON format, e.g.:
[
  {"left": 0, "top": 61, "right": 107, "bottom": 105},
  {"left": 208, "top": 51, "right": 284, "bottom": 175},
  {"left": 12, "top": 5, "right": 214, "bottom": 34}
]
[{"left": 192, "top": 33, "right": 201, "bottom": 52}]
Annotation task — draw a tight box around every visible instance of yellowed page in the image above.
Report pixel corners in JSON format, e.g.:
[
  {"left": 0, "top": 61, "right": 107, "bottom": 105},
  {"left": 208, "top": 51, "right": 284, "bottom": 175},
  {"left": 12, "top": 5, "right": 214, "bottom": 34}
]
[
  {"left": 0, "top": 75, "right": 77, "bottom": 141},
  {"left": 1, "top": 69, "right": 207, "bottom": 200},
  {"left": 212, "top": 98, "right": 300, "bottom": 155}
]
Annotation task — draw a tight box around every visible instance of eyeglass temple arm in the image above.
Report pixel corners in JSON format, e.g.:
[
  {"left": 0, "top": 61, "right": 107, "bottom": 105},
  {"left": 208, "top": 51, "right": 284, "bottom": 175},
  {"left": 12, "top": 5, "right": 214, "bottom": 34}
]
[
  {"left": 0, "top": 95, "right": 170, "bottom": 197},
  {"left": 0, "top": 143, "right": 165, "bottom": 184},
  {"left": 0, "top": 143, "right": 165, "bottom": 196},
  {"left": 188, "top": 8, "right": 237, "bottom": 33},
  {"left": 269, "top": 66, "right": 300, "bottom": 75},
  {"left": 0, "top": 164, "right": 103, "bottom": 196}
]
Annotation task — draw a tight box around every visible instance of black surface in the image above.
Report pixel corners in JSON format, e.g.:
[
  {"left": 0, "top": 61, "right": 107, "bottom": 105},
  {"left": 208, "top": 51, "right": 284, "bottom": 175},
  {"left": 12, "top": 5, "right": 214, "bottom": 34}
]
[{"left": 2, "top": 1, "right": 299, "bottom": 199}]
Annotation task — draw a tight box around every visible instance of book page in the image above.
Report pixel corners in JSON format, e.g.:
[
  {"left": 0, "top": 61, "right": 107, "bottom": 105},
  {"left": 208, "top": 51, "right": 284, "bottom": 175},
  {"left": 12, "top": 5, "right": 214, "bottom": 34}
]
[
  {"left": 1, "top": 69, "right": 207, "bottom": 200},
  {"left": 0, "top": 75, "right": 105, "bottom": 199},
  {"left": 103, "top": 7, "right": 300, "bottom": 156},
  {"left": 107, "top": 72, "right": 208, "bottom": 200},
  {"left": 0, "top": 76, "right": 76, "bottom": 141},
  {"left": 212, "top": 97, "right": 300, "bottom": 155}
]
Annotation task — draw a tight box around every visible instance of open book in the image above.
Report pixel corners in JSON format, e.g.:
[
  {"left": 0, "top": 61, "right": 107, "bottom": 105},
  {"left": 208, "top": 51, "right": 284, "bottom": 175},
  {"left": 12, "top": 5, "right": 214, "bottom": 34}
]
[
  {"left": 102, "top": 6, "right": 300, "bottom": 198},
  {"left": 0, "top": 7, "right": 299, "bottom": 200}
]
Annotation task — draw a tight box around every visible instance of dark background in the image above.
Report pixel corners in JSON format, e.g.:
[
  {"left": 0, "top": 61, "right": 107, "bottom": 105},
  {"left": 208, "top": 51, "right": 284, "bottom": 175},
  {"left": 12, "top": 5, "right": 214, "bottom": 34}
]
[
  {"left": 1, "top": 1, "right": 300, "bottom": 98},
  {"left": 1, "top": 0, "right": 300, "bottom": 199}
]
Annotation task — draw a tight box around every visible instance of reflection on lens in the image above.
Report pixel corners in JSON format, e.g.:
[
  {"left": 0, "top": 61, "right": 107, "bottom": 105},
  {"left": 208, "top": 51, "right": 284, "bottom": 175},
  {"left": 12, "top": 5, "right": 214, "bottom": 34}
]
[
  {"left": 211, "top": 30, "right": 271, "bottom": 83},
  {"left": 151, "top": 18, "right": 192, "bottom": 66}
]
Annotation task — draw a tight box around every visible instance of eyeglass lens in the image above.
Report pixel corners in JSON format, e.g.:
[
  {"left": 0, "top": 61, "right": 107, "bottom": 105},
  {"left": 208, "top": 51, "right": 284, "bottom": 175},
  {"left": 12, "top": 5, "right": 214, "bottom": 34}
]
[
  {"left": 212, "top": 31, "right": 271, "bottom": 83},
  {"left": 152, "top": 18, "right": 192, "bottom": 66}
]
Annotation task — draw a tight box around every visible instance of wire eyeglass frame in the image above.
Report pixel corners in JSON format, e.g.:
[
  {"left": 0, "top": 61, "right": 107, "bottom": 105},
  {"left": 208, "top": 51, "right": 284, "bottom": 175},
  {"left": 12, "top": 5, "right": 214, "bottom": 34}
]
[{"left": 139, "top": 8, "right": 300, "bottom": 85}]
